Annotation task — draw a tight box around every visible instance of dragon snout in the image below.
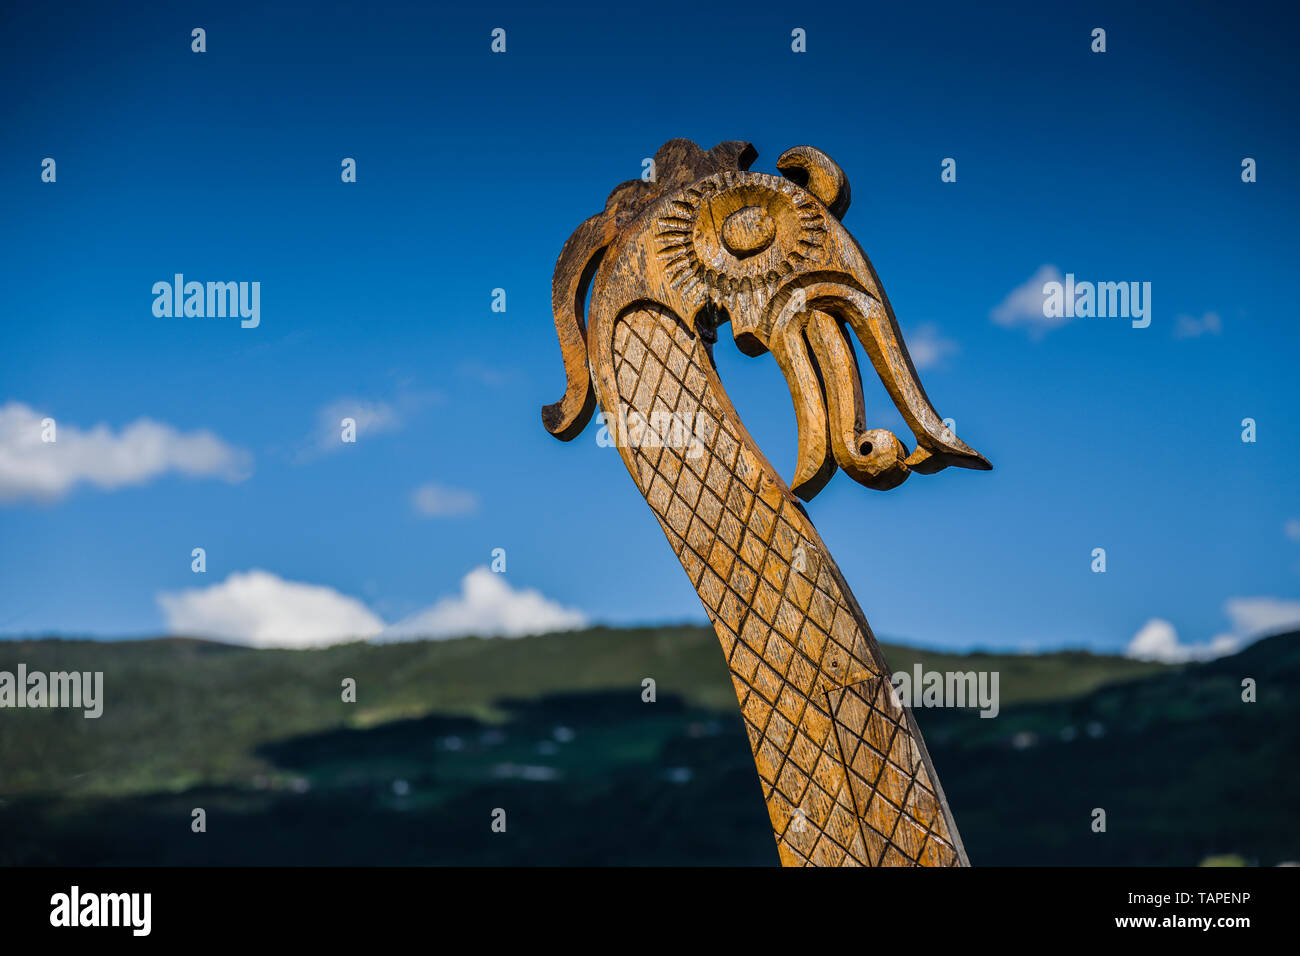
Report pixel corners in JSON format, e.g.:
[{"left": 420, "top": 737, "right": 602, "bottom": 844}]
[{"left": 760, "top": 281, "right": 990, "bottom": 500}]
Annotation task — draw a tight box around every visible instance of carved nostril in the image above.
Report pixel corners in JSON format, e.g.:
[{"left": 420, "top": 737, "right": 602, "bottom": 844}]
[{"left": 721, "top": 205, "right": 776, "bottom": 259}]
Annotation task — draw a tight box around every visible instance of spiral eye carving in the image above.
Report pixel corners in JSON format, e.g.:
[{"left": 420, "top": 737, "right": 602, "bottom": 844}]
[{"left": 654, "top": 170, "right": 828, "bottom": 302}]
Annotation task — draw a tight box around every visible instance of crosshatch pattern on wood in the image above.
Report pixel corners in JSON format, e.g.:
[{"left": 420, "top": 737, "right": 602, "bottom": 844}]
[{"left": 611, "top": 306, "right": 961, "bottom": 867}]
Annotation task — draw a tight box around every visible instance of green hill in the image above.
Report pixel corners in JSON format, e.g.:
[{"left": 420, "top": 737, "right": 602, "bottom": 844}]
[{"left": 0, "top": 626, "right": 1293, "bottom": 865}]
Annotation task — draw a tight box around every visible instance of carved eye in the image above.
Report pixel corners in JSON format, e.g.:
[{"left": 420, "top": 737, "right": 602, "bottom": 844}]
[
  {"left": 654, "top": 173, "right": 829, "bottom": 299},
  {"left": 721, "top": 205, "right": 776, "bottom": 259}
]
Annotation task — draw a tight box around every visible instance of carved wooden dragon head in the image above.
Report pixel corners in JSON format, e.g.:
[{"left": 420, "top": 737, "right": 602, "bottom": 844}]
[
  {"left": 543, "top": 138, "right": 990, "bottom": 497},
  {"left": 542, "top": 141, "right": 988, "bottom": 866}
]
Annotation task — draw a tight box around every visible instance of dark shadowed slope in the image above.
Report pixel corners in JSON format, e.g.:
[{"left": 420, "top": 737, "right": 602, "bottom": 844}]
[{"left": 0, "top": 627, "right": 1292, "bottom": 864}]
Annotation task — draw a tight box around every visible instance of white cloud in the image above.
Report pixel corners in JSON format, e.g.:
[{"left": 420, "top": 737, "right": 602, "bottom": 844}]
[
  {"left": 380, "top": 567, "right": 587, "bottom": 641},
  {"left": 1222, "top": 596, "right": 1300, "bottom": 638},
  {"left": 294, "top": 390, "right": 444, "bottom": 463},
  {"left": 1173, "top": 311, "right": 1222, "bottom": 339},
  {"left": 1124, "top": 618, "right": 1238, "bottom": 664},
  {"left": 298, "top": 398, "right": 400, "bottom": 461},
  {"left": 157, "top": 570, "right": 385, "bottom": 648},
  {"left": 412, "top": 482, "right": 479, "bottom": 517},
  {"left": 991, "top": 265, "right": 1068, "bottom": 338},
  {"left": 905, "top": 323, "right": 959, "bottom": 370},
  {"left": 156, "top": 566, "right": 586, "bottom": 647},
  {"left": 459, "top": 361, "right": 511, "bottom": 388},
  {"left": 0, "top": 400, "right": 250, "bottom": 503},
  {"left": 1284, "top": 519, "right": 1300, "bottom": 542},
  {"left": 1125, "top": 597, "right": 1300, "bottom": 663}
]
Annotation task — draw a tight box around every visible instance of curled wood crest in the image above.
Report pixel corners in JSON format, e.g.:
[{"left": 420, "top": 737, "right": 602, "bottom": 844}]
[{"left": 544, "top": 139, "right": 991, "bottom": 866}]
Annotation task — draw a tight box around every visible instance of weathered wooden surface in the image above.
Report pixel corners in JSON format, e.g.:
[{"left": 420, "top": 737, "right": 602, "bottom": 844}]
[{"left": 543, "top": 140, "right": 990, "bottom": 866}]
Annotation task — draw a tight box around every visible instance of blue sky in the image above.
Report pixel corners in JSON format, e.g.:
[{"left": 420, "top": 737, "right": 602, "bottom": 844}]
[{"left": 2, "top": 0, "right": 1298, "bottom": 657}]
